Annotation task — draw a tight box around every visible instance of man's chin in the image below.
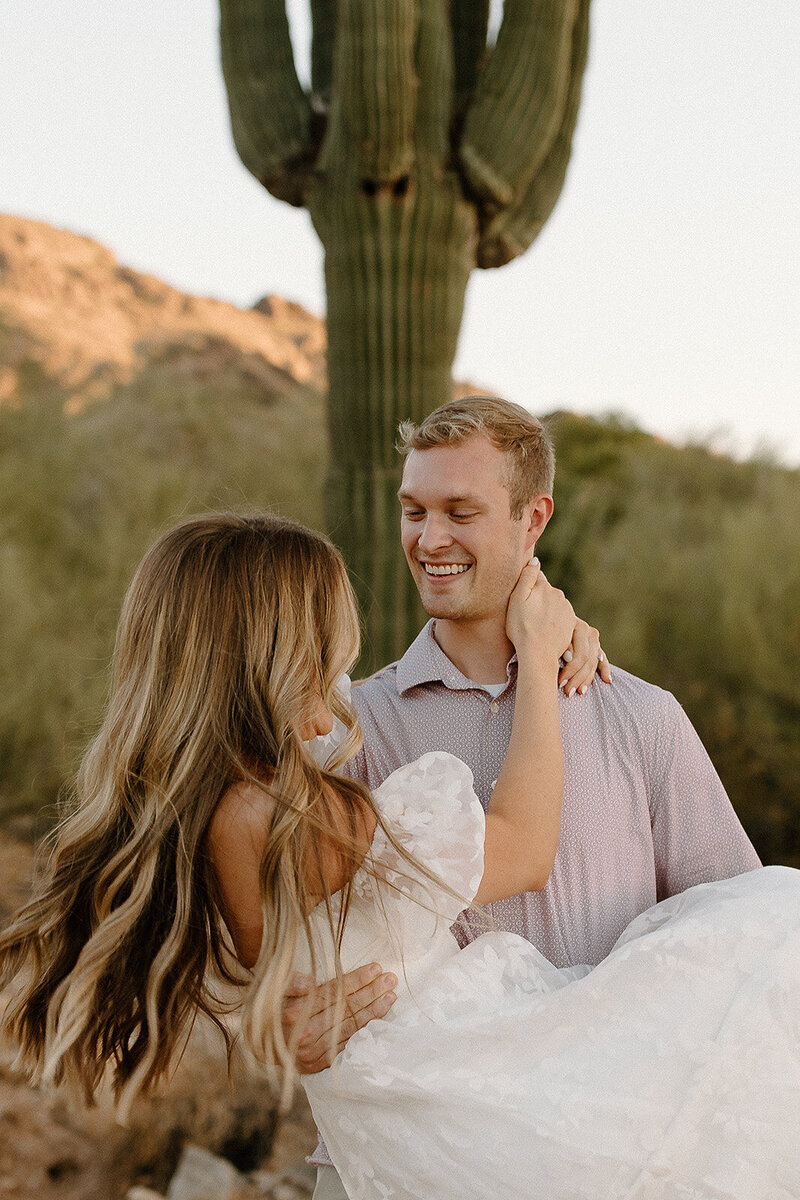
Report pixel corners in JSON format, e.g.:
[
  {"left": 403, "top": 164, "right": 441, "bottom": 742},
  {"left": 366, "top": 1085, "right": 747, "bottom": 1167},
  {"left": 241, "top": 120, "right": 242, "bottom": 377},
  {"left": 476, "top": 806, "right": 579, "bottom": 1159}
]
[
  {"left": 415, "top": 587, "right": 469, "bottom": 621},
  {"left": 422, "top": 602, "right": 461, "bottom": 620}
]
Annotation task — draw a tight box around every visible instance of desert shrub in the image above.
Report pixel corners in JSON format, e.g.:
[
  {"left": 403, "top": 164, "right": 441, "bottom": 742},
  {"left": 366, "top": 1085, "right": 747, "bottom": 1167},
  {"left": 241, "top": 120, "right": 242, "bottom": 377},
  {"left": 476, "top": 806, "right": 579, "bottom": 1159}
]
[
  {"left": 544, "top": 414, "right": 800, "bottom": 865},
  {"left": 0, "top": 370, "right": 326, "bottom": 819}
]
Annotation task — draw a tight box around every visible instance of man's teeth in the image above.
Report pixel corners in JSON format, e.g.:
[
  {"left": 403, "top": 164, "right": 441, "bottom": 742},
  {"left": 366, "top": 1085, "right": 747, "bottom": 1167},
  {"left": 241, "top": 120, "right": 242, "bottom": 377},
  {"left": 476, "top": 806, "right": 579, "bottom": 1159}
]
[{"left": 423, "top": 563, "right": 471, "bottom": 576}]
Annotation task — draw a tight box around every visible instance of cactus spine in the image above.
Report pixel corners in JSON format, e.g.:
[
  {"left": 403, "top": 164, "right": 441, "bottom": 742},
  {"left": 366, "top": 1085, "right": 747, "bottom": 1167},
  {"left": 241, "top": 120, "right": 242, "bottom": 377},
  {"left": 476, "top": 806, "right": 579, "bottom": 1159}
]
[{"left": 219, "top": 0, "right": 591, "bottom": 668}]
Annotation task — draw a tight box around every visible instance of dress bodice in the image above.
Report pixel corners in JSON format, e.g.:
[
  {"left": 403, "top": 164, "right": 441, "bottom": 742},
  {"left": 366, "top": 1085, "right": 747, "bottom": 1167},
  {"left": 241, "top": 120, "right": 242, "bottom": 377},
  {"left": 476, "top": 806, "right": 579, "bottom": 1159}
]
[{"left": 293, "top": 752, "right": 485, "bottom": 993}]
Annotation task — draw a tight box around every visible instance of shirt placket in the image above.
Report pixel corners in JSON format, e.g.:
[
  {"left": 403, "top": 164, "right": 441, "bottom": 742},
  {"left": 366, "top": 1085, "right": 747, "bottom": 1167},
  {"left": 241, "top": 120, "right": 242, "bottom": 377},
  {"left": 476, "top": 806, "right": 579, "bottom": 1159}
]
[{"left": 473, "top": 682, "right": 514, "bottom": 809}]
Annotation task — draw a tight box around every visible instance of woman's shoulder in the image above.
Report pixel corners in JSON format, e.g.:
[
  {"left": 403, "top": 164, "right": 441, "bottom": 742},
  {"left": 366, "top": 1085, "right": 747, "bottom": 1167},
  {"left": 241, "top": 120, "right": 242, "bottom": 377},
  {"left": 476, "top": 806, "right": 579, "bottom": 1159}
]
[
  {"left": 206, "top": 779, "right": 275, "bottom": 863},
  {"left": 205, "top": 781, "right": 277, "bottom": 970},
  {"left": 370, "top": 751, "right": 478, "bottom": 827},
  {"left": 370, "top": 752, "right": 483, "bottom": 876},
  {"left": 350, "top": 752, "right": 485, "bottom": 927}
]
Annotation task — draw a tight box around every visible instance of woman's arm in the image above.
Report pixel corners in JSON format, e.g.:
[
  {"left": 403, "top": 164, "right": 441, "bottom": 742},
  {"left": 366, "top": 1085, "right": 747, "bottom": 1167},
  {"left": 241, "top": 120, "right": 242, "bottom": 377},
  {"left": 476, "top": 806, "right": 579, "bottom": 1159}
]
[
  {"left": 206, "top": 781, "right": 274, "bottom": 968},
  {"left": 476, "top": 561, "right": 574, "bottom": 905}
]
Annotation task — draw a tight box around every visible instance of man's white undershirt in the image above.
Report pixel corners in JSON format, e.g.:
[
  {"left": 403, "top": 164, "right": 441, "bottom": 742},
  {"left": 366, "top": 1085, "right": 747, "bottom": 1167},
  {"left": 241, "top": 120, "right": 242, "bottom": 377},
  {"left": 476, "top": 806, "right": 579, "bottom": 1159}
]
[{"left": 470, "top": 680, "right": 506, "bottom": 699}]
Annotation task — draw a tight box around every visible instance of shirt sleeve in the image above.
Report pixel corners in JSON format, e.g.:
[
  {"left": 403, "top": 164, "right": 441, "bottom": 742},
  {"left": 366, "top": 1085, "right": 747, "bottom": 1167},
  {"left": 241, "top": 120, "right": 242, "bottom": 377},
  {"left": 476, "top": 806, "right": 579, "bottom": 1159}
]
[{"left": 648, "top": 692, "right": 761, "bottom": 900}]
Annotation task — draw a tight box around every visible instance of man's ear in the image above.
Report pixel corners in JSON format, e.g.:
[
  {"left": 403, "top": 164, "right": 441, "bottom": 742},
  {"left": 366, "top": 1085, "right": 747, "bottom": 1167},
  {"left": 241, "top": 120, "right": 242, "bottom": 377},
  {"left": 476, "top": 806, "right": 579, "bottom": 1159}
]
[{"left": 525, "top": 494, "right": 554, "bottom": 548}]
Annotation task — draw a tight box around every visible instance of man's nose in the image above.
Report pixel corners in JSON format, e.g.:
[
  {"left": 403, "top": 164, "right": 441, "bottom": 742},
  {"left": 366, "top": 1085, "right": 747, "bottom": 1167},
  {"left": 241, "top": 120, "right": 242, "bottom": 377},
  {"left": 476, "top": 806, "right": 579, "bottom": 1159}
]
[{"left": 417, "top": 514, "right": 453, "bottom": 553}]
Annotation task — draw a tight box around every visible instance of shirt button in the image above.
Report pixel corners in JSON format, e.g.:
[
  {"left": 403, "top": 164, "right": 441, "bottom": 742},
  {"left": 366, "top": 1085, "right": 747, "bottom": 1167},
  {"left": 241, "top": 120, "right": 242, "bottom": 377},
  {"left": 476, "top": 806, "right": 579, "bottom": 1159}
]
[{"left": 489, "top": 700, "right": 500, "bottom": 714}]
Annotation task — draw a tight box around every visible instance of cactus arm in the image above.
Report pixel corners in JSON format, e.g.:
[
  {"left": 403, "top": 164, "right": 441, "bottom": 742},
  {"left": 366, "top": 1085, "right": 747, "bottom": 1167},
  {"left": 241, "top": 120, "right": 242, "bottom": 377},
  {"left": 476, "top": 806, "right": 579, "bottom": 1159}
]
[
  {"left": 320, "top": 0, "right": 418, "bottom": 183},
  {"left": 475, "top": 0, "right": 590, "bottom": 267},
  {"left": 414, "top": 0, "right": 456, "bottom": 160},
  {"left": 457, "top": 0, "right": 578, "bottom": 209},
  {"left": 310, "top": 0, "right": 337, "bottom": 111},
  {"left": 219, "top": 0, "right": 316, "bottom": 206},
  {"left": 450, "top": 0, "right": 491, "bottom": 109}
]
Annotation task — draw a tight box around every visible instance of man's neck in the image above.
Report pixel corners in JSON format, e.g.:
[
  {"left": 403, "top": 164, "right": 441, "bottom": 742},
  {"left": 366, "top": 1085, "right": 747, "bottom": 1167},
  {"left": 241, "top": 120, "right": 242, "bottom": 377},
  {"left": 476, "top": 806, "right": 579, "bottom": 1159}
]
[{"left": 432, "top": 617, "right": 514, "bottom": 685}]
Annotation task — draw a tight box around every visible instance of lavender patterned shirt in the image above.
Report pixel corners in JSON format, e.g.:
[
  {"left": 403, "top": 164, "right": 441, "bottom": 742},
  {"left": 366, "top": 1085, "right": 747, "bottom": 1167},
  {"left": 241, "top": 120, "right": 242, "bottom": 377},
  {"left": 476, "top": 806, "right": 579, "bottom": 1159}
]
[{"left": 310, "top": 620, "right": 760, "bottom": 1167}]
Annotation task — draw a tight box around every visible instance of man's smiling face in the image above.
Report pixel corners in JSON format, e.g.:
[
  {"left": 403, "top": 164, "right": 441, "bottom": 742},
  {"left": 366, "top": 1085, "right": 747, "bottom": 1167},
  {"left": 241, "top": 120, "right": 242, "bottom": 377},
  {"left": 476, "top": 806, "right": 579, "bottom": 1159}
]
[{"left": 399, "top": 434, "right": 546, "bottom": 624}]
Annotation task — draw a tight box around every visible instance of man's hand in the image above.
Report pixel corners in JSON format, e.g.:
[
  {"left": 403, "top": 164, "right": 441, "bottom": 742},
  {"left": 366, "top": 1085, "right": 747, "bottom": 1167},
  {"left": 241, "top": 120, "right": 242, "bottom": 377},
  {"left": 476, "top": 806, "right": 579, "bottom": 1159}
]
[{"left": 282, "top": 963, "right": 398, "bottom": 1074}]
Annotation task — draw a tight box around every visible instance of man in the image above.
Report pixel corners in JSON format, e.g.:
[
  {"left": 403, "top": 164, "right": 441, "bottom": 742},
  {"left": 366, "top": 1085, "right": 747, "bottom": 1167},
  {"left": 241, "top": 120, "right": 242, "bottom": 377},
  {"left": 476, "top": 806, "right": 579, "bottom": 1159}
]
[{"left": 294, "top": 396, "right": 760, "bottom": 1200}]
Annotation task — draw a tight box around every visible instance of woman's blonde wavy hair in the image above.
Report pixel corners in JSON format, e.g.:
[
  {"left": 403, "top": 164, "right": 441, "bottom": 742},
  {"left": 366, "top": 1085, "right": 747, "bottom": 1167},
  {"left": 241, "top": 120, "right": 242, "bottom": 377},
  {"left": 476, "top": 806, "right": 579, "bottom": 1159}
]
[{"left": 0, "top": 512, "right": 426, "bottom": 1113}]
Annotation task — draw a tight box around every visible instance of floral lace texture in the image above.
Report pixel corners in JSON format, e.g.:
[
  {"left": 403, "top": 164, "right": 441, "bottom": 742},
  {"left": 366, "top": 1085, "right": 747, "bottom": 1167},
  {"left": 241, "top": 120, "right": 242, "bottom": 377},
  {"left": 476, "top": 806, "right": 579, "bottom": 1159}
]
[{"left": 293, "top": 752, "right": 485, "bottom": 988}]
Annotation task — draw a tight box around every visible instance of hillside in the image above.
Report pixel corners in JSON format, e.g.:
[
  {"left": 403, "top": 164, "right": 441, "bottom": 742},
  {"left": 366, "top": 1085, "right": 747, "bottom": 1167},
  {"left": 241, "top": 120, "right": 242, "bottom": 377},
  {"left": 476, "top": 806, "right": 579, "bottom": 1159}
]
[{"left": 0, "top": 213, "right": 326, "bottom": 412}]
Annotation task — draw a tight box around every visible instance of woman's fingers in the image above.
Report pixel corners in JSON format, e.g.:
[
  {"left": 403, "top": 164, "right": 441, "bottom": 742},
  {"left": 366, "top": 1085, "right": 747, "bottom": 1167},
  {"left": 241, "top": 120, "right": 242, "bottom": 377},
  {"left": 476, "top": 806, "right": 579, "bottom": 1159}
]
[
  {"left": 558, "top": 620, "right": 612, "bottom": 696},
  {"left": 283, "top": 963, "right": 398, "bottom": 1074},
  {"left": 558, "top": 619, "right": 598, "bottom": 694},
  {"left": 597, "top": 650, "right": 612, "bottom": 685}
]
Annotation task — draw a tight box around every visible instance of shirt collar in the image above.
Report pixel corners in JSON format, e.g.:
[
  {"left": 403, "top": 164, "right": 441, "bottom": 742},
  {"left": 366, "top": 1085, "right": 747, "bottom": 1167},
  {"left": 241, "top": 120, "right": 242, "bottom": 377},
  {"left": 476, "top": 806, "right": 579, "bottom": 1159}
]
[{"left": 396, "top": 620, "right": 517, "bottom": 695}]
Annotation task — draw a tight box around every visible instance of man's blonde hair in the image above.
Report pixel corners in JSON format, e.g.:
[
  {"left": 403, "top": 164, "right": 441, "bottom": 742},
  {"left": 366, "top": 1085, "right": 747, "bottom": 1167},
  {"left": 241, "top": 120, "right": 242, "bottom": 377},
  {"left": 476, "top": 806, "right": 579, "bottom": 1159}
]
[{"left": 397, "top": 395, "right": 555, "bottom": 518}]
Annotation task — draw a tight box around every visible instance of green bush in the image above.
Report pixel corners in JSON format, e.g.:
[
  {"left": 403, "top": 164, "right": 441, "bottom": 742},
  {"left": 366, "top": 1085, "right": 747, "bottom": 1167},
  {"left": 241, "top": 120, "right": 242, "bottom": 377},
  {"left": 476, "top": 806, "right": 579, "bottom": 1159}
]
[
  {"left": 0, "top": 365, "right": 326, "bottom": 819},
  {"left": 544, "top": 414, "right": 800, "bottom": 866}
]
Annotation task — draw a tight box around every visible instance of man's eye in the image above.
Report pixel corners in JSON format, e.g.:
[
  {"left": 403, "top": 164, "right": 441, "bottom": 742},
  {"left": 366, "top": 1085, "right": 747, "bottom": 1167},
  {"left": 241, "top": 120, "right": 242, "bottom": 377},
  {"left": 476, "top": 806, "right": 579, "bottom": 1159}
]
[
  {"left": 451, "top": 512, "right": 476, "bottom": 521},
  {"left": 402, "top": 509, "right": 424, "bottom": 519}
]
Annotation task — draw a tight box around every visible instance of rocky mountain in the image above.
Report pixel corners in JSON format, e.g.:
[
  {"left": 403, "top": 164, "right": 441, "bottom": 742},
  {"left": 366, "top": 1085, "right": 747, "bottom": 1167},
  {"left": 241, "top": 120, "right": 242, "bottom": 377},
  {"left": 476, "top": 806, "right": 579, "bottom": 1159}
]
[{"left": 0, "top": 213, "right": 327, "bottom": 412}]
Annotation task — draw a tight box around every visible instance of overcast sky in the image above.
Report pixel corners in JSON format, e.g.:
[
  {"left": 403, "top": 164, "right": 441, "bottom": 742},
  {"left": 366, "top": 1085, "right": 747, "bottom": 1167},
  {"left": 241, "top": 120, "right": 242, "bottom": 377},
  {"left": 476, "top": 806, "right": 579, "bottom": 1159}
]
[{"left": 4, "top": 1, "right": 799, "bottom": 462}]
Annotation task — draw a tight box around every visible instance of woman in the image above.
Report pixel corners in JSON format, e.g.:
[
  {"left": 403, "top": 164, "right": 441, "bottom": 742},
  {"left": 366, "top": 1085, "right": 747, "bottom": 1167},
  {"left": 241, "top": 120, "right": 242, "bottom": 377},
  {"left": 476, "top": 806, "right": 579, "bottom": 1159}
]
[
  {"left": 1, "top": 513, "right": 798, "bottom": 1200},
  {"left": 0, "top": 512, "right": 579, "bottom": 1106}
]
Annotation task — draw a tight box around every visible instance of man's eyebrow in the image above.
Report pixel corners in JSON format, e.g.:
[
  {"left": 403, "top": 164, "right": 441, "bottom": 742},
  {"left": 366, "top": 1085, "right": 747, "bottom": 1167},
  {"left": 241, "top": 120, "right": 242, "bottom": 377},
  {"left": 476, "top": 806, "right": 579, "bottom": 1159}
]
[{"left": 397, "top": 490, "right": 482, "bottom": 505}]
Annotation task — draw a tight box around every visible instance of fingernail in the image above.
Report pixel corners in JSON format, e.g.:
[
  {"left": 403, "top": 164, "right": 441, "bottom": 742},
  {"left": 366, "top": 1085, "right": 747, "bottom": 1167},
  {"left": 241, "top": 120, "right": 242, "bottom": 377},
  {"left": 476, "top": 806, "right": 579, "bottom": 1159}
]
[
  {"left": 368, "top": 964, "right": 382, "bottom": 979},
  {"left": 563, "top": 649, "right": 573, "bottom": 662},
  {"left": 531, "top": 556, "right": 539, "bottom": 566},
  {"left": 567, "top": 687, "right": 576, "bottom": 698},
  {"left": 383, "top": 974, "right": 398, "bottom": 989},
  {"left": 579, "top": 684, "right": 588, "bottom": 695}
]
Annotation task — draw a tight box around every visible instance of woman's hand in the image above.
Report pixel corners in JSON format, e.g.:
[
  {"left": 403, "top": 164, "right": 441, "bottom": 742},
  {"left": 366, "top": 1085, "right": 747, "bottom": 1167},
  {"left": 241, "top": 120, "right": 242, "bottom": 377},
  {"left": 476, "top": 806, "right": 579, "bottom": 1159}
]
[
  {"left": 559, "top": 619, "right": 612, "bottom": 697},
  {"left": 506, "top": 559, "right": 612, "bottom": 696},
  {"left": 505, "top": 559, "right": 576, "bottom": 672}
]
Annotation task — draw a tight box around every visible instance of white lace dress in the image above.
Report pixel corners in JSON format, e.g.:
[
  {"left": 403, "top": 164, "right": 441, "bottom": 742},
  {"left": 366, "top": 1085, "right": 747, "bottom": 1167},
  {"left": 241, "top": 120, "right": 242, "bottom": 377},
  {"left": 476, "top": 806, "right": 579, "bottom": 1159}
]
[{"left": 299, "top": 752, "right": 800, "bottom": 1200}]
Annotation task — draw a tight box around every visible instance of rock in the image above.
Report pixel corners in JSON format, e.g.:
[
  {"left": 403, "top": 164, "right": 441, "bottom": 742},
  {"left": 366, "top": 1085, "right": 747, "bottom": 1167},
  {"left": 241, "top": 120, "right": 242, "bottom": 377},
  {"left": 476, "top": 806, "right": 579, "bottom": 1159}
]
[
  {"left": 248, "top": 1168, "right": 281, "bottom": 1193},
  {"left": 165, "top": 1144, "right": 247, "bottom": 1200},
  {"left": 249, "top": 1161, "right": 315, "bottom": 1198},
  {"left": 271, "top": 1183, "right": 307, "bottom": 1200},
  {"left": 280, "top": 1162, "right": 316, "bottom": 1191}
]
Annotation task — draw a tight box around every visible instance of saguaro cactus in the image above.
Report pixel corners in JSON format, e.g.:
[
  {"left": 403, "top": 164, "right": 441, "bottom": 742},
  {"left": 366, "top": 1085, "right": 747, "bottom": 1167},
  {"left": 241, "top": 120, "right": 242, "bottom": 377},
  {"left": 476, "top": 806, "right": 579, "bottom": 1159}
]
[{"left": 219, "top": 0, "right": 590, "bottom": 668}]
